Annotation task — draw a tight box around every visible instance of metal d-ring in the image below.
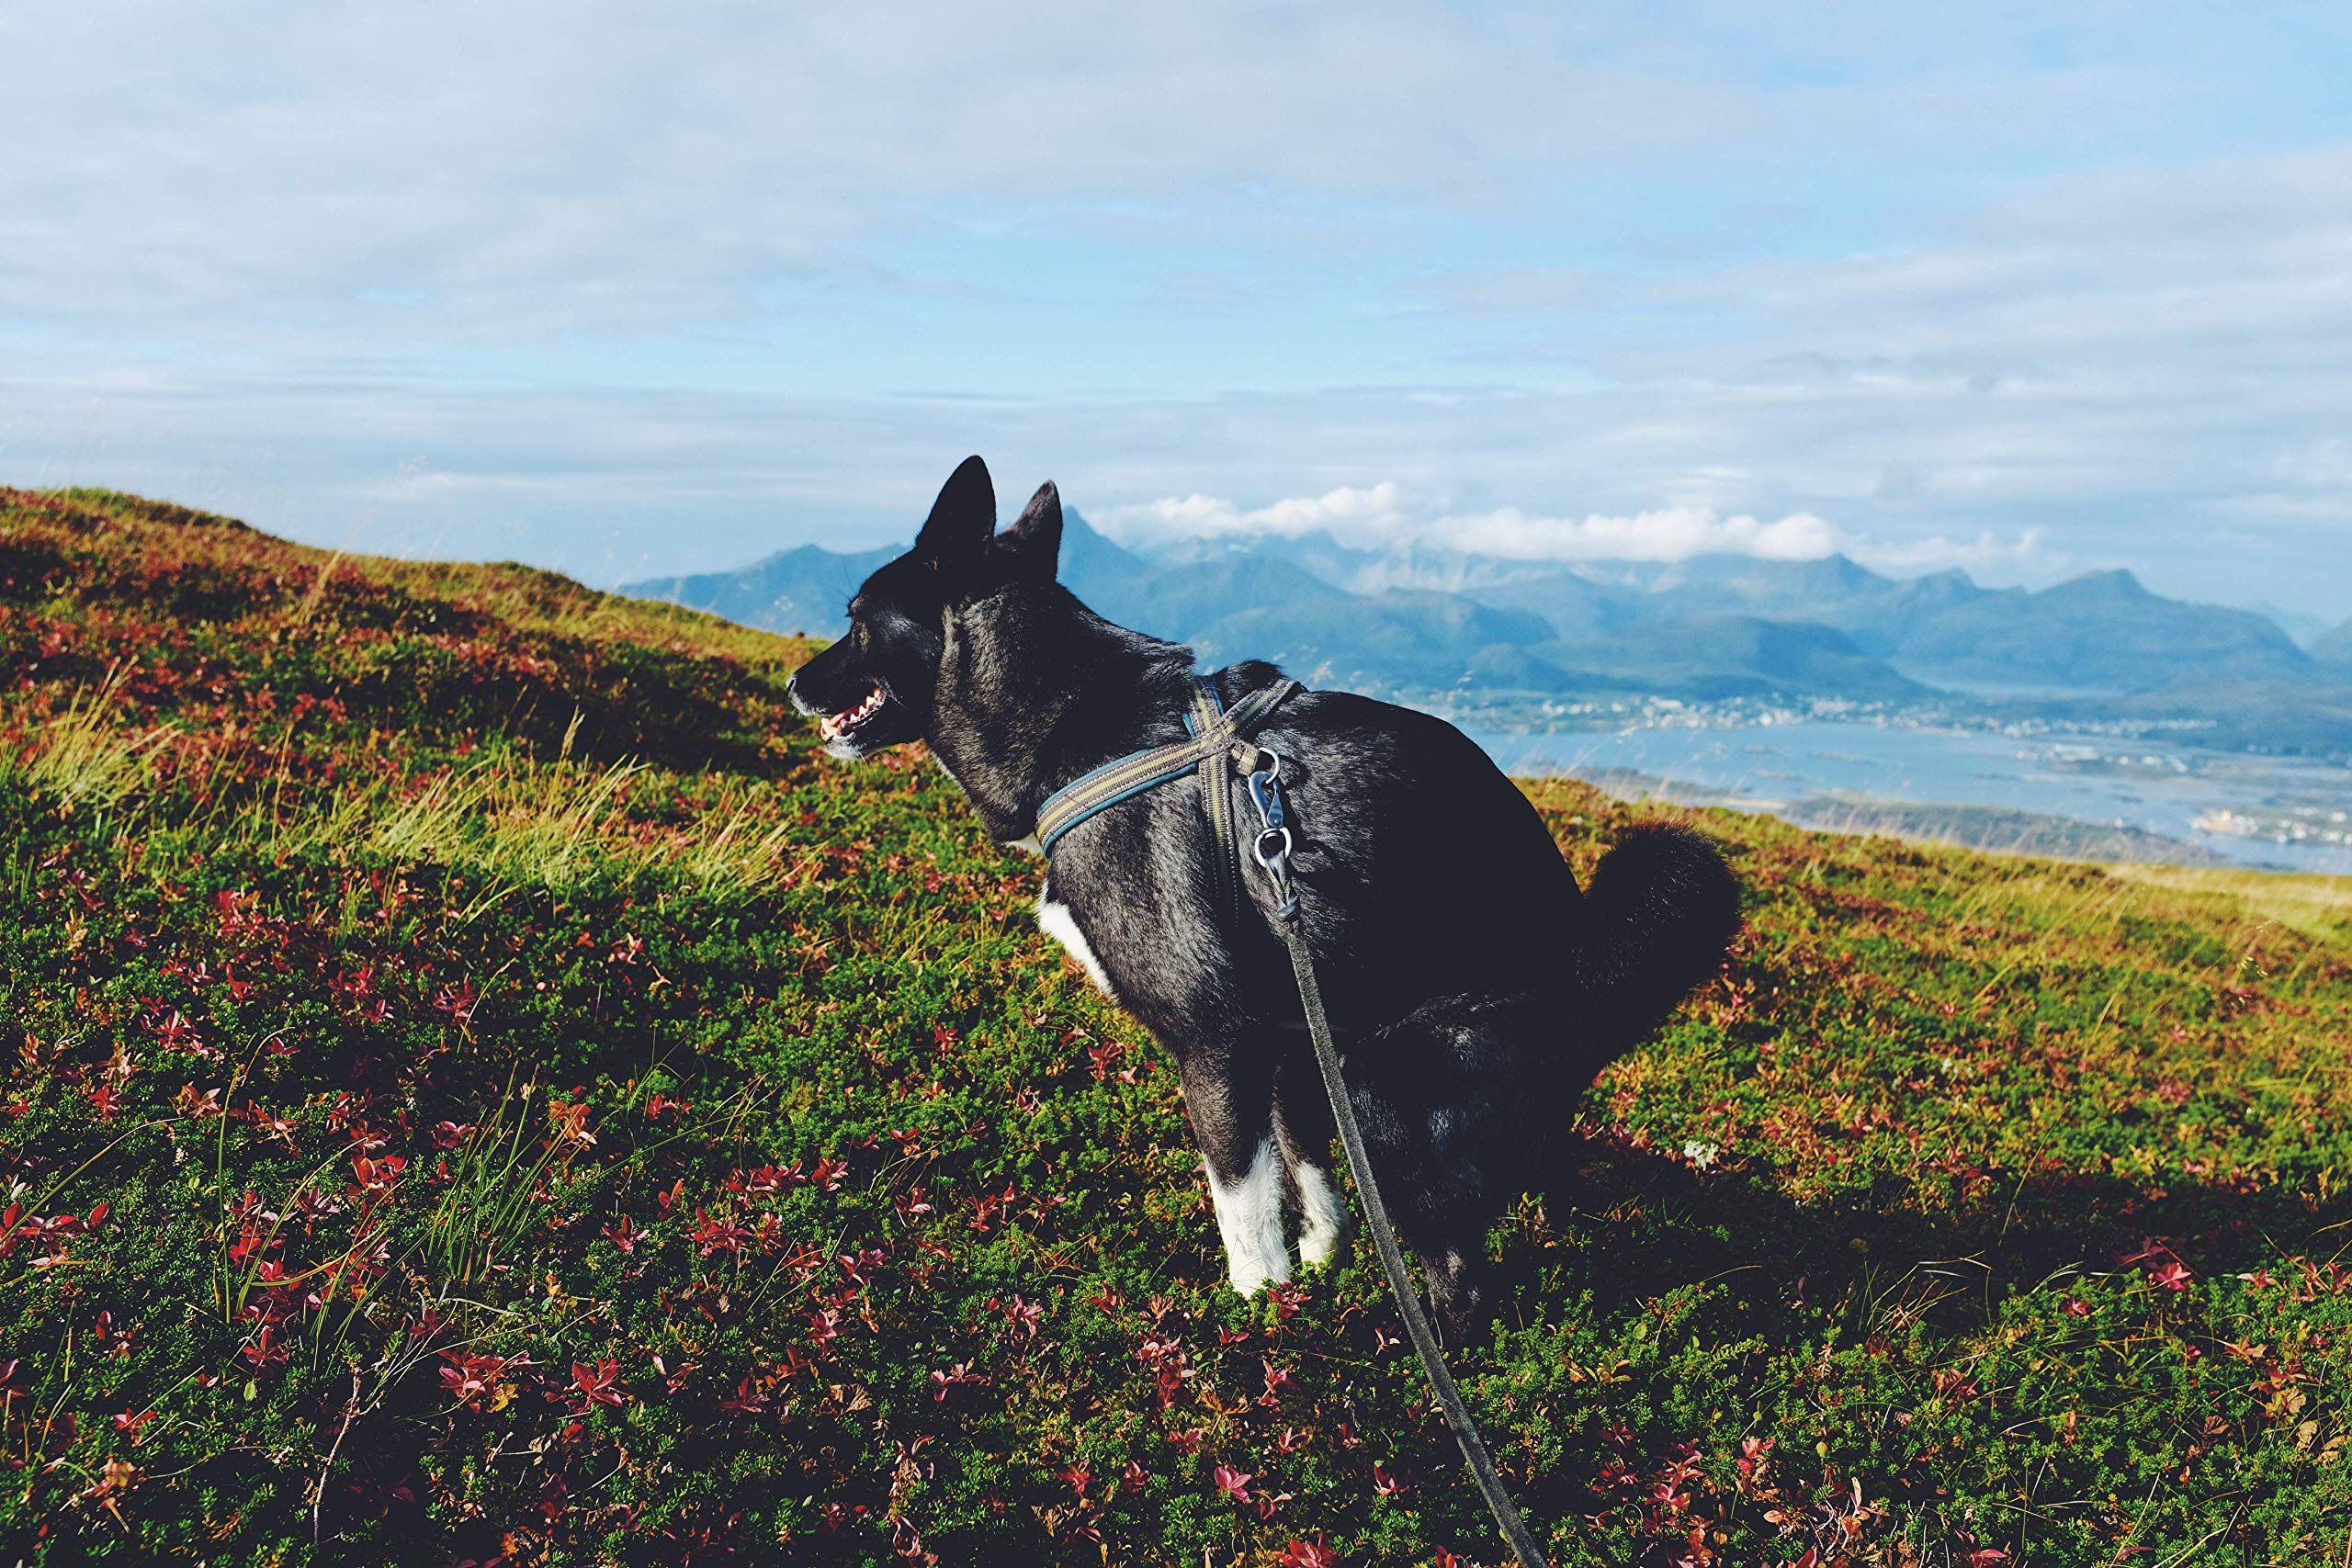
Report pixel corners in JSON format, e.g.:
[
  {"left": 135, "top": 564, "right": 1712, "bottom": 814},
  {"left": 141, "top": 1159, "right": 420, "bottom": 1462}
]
[{"left": 1253, "top": 824, "right": 1293, "bottom": 872}]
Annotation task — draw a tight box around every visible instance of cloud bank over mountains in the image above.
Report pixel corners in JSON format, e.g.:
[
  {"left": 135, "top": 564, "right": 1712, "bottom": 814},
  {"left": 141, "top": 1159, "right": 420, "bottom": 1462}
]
[{"left": 1101, "top": 483, "right": 2057, "bottom": 577}]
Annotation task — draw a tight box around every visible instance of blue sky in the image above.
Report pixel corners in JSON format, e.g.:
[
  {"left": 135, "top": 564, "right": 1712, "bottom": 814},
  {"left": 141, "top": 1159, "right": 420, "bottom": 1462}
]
[{"left": 5, "top": 4, "right": 2351, "bottom": 622}]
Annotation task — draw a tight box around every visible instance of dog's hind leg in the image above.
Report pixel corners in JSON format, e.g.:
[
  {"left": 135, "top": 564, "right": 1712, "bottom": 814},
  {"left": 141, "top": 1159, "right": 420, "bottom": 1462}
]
[
  {"left": 1272, "top": 1055, "right": 1351, "bottom": 1269},
  {"left": 1176, "top": 1049, "right": 1290, "bottom": 1296},
  {"left": 1421, "top": 1244, "right": 1491, "bottom": 1348},
  {"left": 1340, "top": 996, "right": 1524, "bottom": 1342}
]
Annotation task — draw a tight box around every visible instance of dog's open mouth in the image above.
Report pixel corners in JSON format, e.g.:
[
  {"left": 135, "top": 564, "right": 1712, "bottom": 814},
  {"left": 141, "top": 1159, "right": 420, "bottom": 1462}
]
[{"left": 820, "top": 684, "right": 887, "bottom": 741}]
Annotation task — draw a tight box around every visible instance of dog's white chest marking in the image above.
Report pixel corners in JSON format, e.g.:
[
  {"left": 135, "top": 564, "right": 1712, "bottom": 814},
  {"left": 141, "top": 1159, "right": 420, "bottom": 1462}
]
[
  {"left": 1036, "top": 892, "right": 1117, "bottom": 1001},
  {"left": 1206, "top": 1138, "right": 1291, "bottom": 1296}
]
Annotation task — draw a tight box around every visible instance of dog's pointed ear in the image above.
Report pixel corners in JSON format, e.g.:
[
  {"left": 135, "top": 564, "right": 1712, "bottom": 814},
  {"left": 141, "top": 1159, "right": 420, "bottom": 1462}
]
[
  {"left": 914, "top": 456, "right": 996, "bottom": 570},
  {"left": 996, "top": 481, "right": 1063, "bottom": 581}
]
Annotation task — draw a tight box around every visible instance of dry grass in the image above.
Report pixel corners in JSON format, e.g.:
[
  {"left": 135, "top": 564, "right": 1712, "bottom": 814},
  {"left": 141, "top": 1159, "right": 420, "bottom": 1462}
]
[
  {"left": 10, "top": 678, "right": 798, "bottom": 898},
  {"left": 2102, "top": 861, "right": 2352, "bottom": 943},
  {"left": 5, "top": 662, "right": 175, "bottom": 810}
]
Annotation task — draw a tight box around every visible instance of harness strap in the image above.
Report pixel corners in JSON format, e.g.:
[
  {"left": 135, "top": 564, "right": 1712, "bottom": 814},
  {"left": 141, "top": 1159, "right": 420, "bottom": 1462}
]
[
  {"left": 1034, "top": 675, "right": 1299, "bottom": 857},
  {"left": 1183, "top": 678, "right": 1246, "bottom": 939}
]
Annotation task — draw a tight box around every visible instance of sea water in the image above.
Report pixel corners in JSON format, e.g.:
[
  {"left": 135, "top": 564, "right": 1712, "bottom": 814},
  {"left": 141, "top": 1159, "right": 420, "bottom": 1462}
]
[{"left": 1467, "top": 720, "right": 2352, "bottom": 876}]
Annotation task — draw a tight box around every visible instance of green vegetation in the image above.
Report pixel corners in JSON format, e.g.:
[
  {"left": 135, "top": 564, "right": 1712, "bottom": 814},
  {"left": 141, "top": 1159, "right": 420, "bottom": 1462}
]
[{"left": 4, "top": 487, "right": 2350, "bottom": 1565}]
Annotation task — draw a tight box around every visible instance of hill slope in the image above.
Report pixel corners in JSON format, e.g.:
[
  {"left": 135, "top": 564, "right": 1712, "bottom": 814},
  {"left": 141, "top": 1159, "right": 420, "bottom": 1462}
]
[
  {"left": 5, "top": 488, "right": 2351, "bottom": 1565},
  {"left": 2315, "top": 615, "right": 2352, "bottom": 669}
]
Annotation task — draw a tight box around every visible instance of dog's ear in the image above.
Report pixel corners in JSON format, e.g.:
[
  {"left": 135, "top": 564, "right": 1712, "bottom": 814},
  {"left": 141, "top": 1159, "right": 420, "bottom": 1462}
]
[
  {"left": 914, "top": 456, "right": 996, "bottom": 572},
  {"left": 996, "top": 481, "right": 1063, "bottom": 581}
]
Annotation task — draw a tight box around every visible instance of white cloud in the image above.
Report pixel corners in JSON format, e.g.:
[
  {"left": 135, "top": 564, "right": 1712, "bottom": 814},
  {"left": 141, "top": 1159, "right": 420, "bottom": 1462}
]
[
  {"left": 1102, "top": 484, "right": 1842, "bottom": 564},
  {"left": 1849, "top": 527, "right": 2070, "bottom": 578},
  {"left": 1101, "top": 483, "right": 2078, "bottom": 584},
  {"left": 1105, "top": 483, "right": 1408, "bottom": 545},
  {"left": 0, "top": 3, "right": 2294, "bottom": 339},
  {"left": 1426, "top": 503, "right": 1840, "bottom": 562}
]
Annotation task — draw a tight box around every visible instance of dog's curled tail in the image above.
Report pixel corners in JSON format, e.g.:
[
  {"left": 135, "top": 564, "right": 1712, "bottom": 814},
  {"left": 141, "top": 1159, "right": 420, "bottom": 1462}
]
[{"left": 1580, "top": 823, "right": 1741, "bottom": 1040}]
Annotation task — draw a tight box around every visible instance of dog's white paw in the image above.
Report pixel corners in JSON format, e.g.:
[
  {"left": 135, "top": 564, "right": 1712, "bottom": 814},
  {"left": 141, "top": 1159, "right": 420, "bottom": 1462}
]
[
  {"left": 1297, "top": 1219, "right": 1345, "bottom": 1269},
  {"left": 1294, "top": 1161, "right": 1350, "bottom": 1268},
  {"left": 1227, "top": 1258, "right": 1290, "bottom": 1297}
]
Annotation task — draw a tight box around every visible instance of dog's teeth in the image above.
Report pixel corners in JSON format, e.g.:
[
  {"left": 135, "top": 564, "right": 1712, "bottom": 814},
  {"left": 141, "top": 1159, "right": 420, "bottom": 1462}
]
[{"left": 820, "top": 687, "right": 882, "bottom": 741}]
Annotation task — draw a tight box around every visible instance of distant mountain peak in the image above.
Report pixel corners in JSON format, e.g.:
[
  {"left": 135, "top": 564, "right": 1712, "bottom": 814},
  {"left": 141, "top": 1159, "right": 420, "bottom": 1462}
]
[{"left": 2044, "top": 568, "right": 2151, "bottom": 601}]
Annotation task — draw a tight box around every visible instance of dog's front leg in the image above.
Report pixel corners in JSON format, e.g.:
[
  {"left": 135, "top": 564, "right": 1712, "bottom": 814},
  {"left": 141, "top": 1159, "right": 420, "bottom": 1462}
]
[
  {"left": 1206, "top": 1136, "right": 1289, "bottom": 1296},
  {"left": 1175, "top": 1053, "right": 1289, "bottom": 1296}
]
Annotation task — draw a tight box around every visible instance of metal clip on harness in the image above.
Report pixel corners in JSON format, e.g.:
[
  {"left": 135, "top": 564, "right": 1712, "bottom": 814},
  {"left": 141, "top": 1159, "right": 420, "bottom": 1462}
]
[{"left": 1246, "top": 750, "right": 1297, "bottom": 917}]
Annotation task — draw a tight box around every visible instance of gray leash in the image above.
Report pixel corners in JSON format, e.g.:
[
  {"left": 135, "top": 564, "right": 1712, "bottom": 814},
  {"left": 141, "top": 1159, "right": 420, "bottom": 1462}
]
[{"left": 1240, "top": 750, "right": 1553, "bottom": 1568}]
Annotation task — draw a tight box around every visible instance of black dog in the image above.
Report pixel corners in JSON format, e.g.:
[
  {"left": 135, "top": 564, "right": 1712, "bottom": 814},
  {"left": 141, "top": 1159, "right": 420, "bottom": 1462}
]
[{"left": 788, "top": 457, "right": 1739, "bottom": 1335}]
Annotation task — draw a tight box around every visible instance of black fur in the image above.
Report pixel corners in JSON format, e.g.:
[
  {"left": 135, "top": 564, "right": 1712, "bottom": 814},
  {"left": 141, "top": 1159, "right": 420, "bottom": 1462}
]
[{"left": 788, "top": 457, "right": 1741, "bottom": 1337}]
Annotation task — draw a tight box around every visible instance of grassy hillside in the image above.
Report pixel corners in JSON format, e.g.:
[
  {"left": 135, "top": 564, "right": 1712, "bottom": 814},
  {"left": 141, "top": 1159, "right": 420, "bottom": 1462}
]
[{"left": 4, "top": 488, "right": 2350, "bottom": 1566}]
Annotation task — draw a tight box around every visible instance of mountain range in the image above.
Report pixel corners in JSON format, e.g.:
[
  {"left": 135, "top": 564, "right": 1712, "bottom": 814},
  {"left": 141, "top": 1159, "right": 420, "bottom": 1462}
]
[{"left": 619, "top": 513, "right": 2352, "bottom": 754}]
